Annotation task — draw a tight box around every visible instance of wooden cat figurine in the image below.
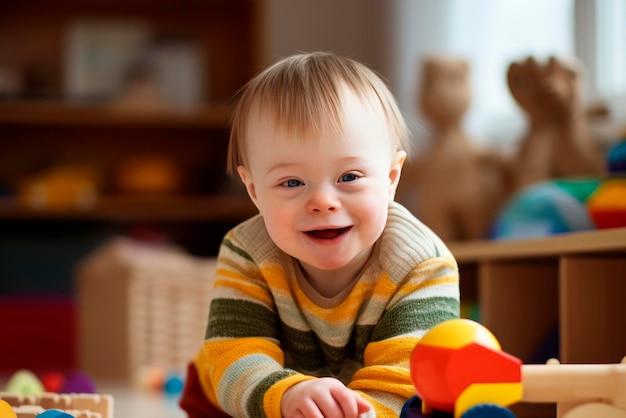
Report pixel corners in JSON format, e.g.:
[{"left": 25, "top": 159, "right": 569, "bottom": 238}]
[
  {"left": 507, "top": 56, "right": 605, "bottom": 192},
  {"left": 398, "top": 55, "right": 510, "bottom": 242}
]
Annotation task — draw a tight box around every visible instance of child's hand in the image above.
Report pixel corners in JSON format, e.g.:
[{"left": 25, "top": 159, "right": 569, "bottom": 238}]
[{"left": 281, "top": 377, "right": 372, "bottom": 418}]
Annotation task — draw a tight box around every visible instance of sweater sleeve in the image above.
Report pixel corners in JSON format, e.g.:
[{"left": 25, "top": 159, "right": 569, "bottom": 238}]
[
  {"left": 348, "top": 255, "right": 460, "bottom": 417},
  {"left": 194, "top": 229, "right": 311, "bottom": 418}
]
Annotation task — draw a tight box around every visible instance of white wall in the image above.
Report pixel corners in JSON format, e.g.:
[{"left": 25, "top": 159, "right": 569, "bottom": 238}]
[
  {"left": 265, "top": 1, "right": 577, "bottom": 153},
  {"left": 266, "top": 0, "right": 389, "bottom": 72}
]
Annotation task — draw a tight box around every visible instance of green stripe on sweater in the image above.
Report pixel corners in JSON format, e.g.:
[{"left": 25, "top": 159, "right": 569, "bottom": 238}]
[
  {"left": 206, "top": 298, "right": 279, "bottom": 339},
  {"left": 282, "top": 324, "right": 375, "bottom": 373},
  {"left": 247, "top": 369, "right": 297, "bottom": 418},
  {"left": 371, "top": 296, "right": 459, "bottom": 342},
  {"left": 223, "top": 237, "right": 254, "bottom": 262}
]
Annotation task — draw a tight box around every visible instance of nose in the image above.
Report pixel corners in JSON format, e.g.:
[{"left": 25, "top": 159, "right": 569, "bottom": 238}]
[{"left": 306, "top": 185, "right": 341, "bottom": 214}]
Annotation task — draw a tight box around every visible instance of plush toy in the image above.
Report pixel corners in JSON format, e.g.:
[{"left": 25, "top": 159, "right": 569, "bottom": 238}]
[
  {"left": 397, "top": 55, "right": 510, "bottom": 242},
  {"left": 507, "top": 56, "right": 605, "bottom": 193}
]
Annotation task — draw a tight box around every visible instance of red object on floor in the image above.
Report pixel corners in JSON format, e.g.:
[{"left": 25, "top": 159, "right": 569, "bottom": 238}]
[{"left": 0, "top": 295, "right": 77, "bottom": 374}]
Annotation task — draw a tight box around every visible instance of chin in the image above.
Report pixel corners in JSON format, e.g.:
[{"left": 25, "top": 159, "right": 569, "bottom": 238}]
[{"left": 305, "top": 256, "right": 355, "bottom": 271}]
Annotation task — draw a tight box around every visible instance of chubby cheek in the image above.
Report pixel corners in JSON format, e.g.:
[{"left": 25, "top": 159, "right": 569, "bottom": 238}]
[
  {"left": 354, "top": 195, "right": 389, "bottom": 237},
  {"left": 260, "top": 207, "right": 296, "bottom": 250}
]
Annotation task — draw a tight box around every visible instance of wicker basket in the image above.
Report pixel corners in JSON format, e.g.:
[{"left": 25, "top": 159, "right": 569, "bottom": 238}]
[{"left": 76, "top": 238, "right": 216, "bottom": 384}]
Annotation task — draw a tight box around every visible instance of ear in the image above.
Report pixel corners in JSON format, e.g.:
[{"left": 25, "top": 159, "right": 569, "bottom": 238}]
[
  {"left": 389, "top": 150, "right": 407, "bottom": 199},
  {"left": 237, "top": 165, "right": 261, "bottom": 212}
]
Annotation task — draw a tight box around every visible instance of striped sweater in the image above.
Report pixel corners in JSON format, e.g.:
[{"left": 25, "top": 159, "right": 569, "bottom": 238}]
[{"left": 192, "top": 201, "right": 460, "bottom": 417}]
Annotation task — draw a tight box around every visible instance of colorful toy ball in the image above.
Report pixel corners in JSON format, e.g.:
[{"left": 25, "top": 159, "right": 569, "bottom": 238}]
[
  {"left": 136, "top": 366, "right": 166, "bottom": 391},
  {"left": 3, "top": 369, "right": 45, "bottom": 395},
  {"left": 0, "top": 399, "right": 17, "bottom": 418},
  {"left": 587, "top": 180, "right": 626, "bottom": 228},
  {"left": 35, "top": 410, "right": 74, "bottom": 417},
  {"left": 164, "top": 372, "right": 185, "bottom": 395},
  {"left": 490, "top": 179, "right": 599, "bottom": 239},
  {"left": 40, "top": 372, "right": 66, "bottom": 393},
  {"left": 59, "top": 370, "right": 97, "bottom": 394},
  {"left": 410, "top": 319, "right": 522, "bottom": 416}
]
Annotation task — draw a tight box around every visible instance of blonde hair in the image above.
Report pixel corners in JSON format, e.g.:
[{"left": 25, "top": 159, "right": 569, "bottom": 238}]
[{"left": 227, "top": 51, "right": 410, "bottom": 175}]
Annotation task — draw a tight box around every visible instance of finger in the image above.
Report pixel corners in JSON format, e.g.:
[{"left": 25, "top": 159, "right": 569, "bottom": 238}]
[
  {"left": 297, "top": 399, "right": 326, "bottom": 418},
  {"left": 329, "top": 386, "right": 359, "bottom": 417},
  {"left": 354, "top": 394, "right": 372, "bottom": 415},
  {"left": 291, "top": 410, "right": 306, "bottom": 418},
  {"left": 314, "top": 393, "right": 345, "bottom": 418}
]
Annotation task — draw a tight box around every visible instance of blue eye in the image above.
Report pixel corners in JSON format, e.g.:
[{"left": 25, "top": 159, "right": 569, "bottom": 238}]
[
  {"left": 282, "top": 179, "right": 303, "bottom": 188},
  {"left": 340, "top": 173, "right": 358, "bottom": 182}
]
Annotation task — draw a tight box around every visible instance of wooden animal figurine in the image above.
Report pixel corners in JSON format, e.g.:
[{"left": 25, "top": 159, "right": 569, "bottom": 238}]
[
  {"left": 507, "top": 56, "right": 605, "bottom": 193},
  {"left": 397, "top": 55, "right": 509, "bottom": 242}
]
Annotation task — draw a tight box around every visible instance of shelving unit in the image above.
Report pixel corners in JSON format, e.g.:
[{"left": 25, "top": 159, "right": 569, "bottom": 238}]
[
  {"left": 0, "top": 100, "right": 233, "bottom": 128},
  {"left": 0, "top": 0, "right": 264, "bottom": 248},
  {"left": 449, "top": 228, "right": 626, "bottom": 418},
  {"left": 0, "top": 194, "right": 256, "bottom": 222},
  {"left": 0, "top": 0, "right": 265, "bottom": 319},
  {"left": 449, "top": 227, "right": 626, "bottom": 364}
]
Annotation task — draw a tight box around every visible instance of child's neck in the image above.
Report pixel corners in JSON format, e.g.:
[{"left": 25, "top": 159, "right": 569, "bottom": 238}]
[{"left": 298, "top": 247, "right": 373, "bottom": 300}]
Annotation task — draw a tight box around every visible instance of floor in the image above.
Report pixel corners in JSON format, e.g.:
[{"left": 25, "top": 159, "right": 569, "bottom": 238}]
[{"left": 98, "top": 381, "right": 187, "bottom": 418}]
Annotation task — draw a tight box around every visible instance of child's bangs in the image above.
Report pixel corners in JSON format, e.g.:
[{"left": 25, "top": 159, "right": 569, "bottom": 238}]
[{"left": 256, "top": 71, "right": 346, "bottom": 140}]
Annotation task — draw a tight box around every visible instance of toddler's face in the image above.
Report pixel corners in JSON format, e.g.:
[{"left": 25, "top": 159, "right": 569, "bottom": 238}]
[{"left": 237, "top": 89, "right": 405, "bottom": 276}]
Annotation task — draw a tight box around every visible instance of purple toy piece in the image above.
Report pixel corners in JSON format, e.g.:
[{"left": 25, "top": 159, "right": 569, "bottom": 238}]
[{"left": 59, "top": 371, "right": 97, "bottom": 394}]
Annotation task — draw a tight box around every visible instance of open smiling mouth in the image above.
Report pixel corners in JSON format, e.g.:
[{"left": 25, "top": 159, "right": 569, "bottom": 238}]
[{"left": 305, "top": 226, "right": 352, "bottom": 239}]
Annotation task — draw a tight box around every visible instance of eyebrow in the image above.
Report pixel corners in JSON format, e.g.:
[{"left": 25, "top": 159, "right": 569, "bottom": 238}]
[
  {"left": 266, "top": 162, "right": 299, "bottom": 175},
  {"left": 266, "top": 156, "right": 371, "bottom": 176}
]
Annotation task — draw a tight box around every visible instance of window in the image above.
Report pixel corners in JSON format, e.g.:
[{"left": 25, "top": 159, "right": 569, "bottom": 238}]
[{"left": 390, "top": 0, "right": 625, "bottom": 151}]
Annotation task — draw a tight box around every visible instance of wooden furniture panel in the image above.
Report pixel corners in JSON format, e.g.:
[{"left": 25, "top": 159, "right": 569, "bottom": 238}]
[
  {"left": 560, "top": 255, "right": 626, "bottom": 364},
  {"left": 480, "top": 260, "right": 559, "bottom": 362},
  {"left": 450, "top": 227, "right": 626, "bottom": 365}
]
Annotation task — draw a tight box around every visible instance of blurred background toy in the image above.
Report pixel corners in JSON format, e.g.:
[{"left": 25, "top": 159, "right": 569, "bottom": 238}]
[
  {"left": 0, "top": 393, "right": 112, "bottom": 418},
  {"left": 3, "top": 369, "right": 45, "bottom": 396},
  {"left": 507, "top": 56, "right": 605, "bottom": 193},
  {"left": 492, "top": 136, "right": 626, "bottom": 239},
  {"left": 490, "top": 178, "right": 599, "bottom": 239},
  {"left": 17, "top": 163, "right": 102, "bottom": 210},
  {"left": 2, "top": 369, "right": 97, "bottom": 396},
  {"left": 113, "top": 154, "right": 183, "bottom": 195},
  {"left": 40, "top": 372, "right": 65, "bottom": 393},
  {"left": 58, "top": 370, "right": 97, "bottom": 394},
  {"left": 398, "top": 54, "right": 510, "bottom": 242},
  {"left": 587, "top": 138, "right": 626, "bottom": 229}
]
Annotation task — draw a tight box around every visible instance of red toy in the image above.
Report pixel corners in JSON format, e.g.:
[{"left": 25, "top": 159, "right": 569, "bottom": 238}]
[{"left": 403, "top": 319, "right": 626, "bottom": 418}]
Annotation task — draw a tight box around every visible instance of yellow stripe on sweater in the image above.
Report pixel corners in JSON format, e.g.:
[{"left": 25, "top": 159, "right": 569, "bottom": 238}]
[
  {"left": 294, "top": 273, "right": 395, "bottom": 322},
  {"left": 214, "top": 277, "right": 275, "bottom": 306},
  {"left": 363, "top": 337, "right": 419, "bottom": 367},
  {"left": 201, "top": 337, "right": 285, "bottom": 386}
]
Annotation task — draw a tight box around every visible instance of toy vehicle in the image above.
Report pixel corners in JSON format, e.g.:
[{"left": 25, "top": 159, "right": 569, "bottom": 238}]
[{"left": 401, "top": 319, "right": 626, "bottom": 418}]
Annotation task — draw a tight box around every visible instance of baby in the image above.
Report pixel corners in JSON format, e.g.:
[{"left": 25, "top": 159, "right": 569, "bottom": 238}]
[{"left": 180, "top": 51, "right": 460, "bottom": 418}]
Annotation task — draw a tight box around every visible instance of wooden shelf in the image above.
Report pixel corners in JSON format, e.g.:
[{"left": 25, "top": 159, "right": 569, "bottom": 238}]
[
  {"left": 0, "top": 195, "right": 257, "bottom": 222},
  {"left": 0, "top": 101, "right": 233, "bottom": 129},
  {"left": 450, "top": 228, "right": 626, "bottom": 366},
  {"left": 448, "top": 227, "right": 626, "bottom": 262}
]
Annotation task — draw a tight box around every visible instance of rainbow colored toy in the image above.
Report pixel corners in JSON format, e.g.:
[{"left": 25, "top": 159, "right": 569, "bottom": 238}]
[{"left": 402, "top": 319, "right": 626, "bottom": 418}]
